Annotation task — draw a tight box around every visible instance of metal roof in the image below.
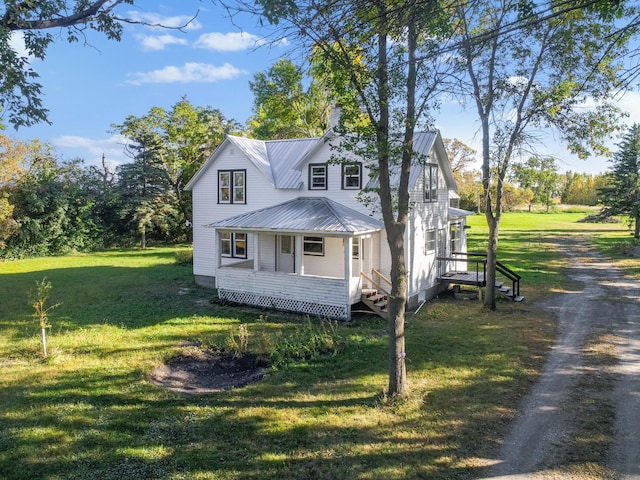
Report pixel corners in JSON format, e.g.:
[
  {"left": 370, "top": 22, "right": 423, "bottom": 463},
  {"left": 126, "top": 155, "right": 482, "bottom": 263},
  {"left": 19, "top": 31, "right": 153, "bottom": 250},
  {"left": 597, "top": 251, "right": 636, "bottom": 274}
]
[
  {"left": 208, "top": 197, "right": 384, "bottom": 235},
  {"left": 364, "top": 131, "right": 457, "bottom": 190},
  {"left": 449, "top": 207, "right": 474, "bottom": 219},
  {"left": 228, "top": 136, "right": 318, "bottom": 189}
]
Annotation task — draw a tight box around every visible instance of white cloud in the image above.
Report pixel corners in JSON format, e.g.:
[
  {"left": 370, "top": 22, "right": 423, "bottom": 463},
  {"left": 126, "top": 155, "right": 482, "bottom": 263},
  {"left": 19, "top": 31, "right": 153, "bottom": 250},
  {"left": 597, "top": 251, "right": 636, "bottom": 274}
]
[
  {"left": 136, "top": 34, "right": 188, "bottom": 51},
  {"left": 53, "top": 135, "right": 131, "bottom": 166},
  {"left": 126, "top": 11, "right": 202, "bottom": 31},
  {"left": 193, "top": 32, "right": 265, "bottom": 51},
  {"left": 125, "top": 62, "right": 247, "bottom": 85},
  {"left": 9, "top": 32, "right": 30, "bottom": 59}
]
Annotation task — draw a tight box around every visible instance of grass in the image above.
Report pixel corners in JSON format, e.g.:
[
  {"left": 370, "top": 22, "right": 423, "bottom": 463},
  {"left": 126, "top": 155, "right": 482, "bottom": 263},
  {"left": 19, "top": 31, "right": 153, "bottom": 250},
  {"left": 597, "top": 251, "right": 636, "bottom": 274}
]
[{"left": 0, "top": 214, "right": 635, "bottom": 479}]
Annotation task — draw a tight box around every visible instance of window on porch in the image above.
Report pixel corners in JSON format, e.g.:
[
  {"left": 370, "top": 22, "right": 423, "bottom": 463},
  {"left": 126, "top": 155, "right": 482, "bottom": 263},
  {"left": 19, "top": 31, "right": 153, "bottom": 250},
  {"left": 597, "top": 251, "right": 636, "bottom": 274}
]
[
  {"left": 221, "top": 232, "right": 247, "bottom": 258},
  {"left": 303, "top": 236, "right": 324, "bottom": 255}
]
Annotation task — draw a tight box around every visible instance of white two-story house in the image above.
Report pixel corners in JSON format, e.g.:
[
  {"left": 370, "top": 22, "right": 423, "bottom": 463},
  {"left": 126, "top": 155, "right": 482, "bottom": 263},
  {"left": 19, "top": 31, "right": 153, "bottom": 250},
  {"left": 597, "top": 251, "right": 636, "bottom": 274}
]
[{"left": 184, "top": 129, "right": 472, "bottom": 320}]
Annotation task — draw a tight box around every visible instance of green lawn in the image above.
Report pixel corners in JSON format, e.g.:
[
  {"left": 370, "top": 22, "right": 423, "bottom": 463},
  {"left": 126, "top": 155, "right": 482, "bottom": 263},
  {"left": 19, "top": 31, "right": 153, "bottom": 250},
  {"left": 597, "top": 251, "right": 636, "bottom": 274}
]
[{"left": 0, "top": 214, "right": 634, "bottom": 479}]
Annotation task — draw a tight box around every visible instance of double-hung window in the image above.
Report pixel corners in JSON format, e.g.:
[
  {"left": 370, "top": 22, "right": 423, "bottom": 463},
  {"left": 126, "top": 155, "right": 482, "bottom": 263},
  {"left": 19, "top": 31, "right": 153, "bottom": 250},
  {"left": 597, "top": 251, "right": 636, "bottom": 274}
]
[
  {"left": 220, "top": 232, "right": 247, "bottom": 258},
  {"left": 342, "top": 162, "right": 362, "bottom": 189},
  {"left": 309, "top": 164, "right": 327, "bottom": 190},
  {"left": 219, "top": 170, "right": 246, "bottom": 204},
  {"left": 425, "top": 229, "right": 436, "bottom": 254},
  {"left": 424, "top": 164, "right": 438, "bottom": 203},
  {"left": 450, "top": 223, "right": 461, "bottom": 254}
]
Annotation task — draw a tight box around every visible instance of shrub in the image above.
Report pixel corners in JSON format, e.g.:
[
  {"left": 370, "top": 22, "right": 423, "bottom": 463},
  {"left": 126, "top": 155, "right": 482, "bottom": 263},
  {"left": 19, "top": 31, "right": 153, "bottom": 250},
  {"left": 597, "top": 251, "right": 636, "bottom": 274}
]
[{"left": 175, "top": 249, "right": 193, "bottom": 265}]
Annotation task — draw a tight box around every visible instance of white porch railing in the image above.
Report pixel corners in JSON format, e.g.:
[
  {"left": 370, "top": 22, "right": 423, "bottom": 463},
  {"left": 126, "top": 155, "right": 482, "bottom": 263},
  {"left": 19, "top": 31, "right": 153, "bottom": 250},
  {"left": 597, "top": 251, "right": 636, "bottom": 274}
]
[{"left": 217, "top": 268, "right": 360, "bottom": 319}]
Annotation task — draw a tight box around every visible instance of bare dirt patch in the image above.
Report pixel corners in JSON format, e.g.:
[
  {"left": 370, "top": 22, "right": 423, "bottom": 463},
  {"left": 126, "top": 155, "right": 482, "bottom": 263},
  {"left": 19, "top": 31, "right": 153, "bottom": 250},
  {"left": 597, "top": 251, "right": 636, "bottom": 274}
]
[{"left": 150, "top": 343, "right": 267, "bottom": 395}]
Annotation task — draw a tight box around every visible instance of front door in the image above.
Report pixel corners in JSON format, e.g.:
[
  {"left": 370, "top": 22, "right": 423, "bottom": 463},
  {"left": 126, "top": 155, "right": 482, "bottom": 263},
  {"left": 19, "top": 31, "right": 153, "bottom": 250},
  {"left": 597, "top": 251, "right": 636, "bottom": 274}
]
[{"left": 277, "top": 235, "right": 295, "bottom": 273}]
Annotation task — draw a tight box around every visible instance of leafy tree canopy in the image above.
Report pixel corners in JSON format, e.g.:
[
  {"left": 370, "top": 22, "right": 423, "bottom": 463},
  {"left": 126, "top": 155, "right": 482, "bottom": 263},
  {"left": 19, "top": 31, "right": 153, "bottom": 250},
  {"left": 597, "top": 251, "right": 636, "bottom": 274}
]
[
  {"left": 248, "top": 59, "right": 331, "bottom": 139},
  {"left": 599, "top": 123, "right": 640, "bottom": 237}
]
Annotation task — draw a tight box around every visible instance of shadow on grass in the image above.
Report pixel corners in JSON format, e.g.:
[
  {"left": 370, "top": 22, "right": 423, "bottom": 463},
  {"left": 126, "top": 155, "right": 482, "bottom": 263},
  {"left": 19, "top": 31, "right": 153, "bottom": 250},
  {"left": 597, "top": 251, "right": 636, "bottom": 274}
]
[{"left": 0, "top": 305, "right": 536, "bottom": 480}]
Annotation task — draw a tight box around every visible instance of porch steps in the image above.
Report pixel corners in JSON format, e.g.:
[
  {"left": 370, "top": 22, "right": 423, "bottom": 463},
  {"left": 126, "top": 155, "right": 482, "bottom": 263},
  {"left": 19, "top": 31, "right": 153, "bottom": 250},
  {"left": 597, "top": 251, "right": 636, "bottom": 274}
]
[
  {"left": 361, "top": 288, "right": 389, "bottom": 320},
  {"left": 496, "top": 282, "right": 525, "bottom": 302}
]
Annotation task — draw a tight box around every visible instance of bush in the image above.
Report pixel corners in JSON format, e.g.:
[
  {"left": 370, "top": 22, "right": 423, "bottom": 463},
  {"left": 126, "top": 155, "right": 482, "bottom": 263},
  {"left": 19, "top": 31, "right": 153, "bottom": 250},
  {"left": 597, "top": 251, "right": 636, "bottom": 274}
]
[{"left": 175, "top": 249, "right": 193, "bottom": 265}]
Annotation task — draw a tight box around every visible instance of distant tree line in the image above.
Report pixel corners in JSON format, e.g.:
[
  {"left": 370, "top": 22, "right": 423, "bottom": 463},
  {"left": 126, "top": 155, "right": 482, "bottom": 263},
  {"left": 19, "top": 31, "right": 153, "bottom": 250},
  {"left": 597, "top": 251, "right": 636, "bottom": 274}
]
[{"left": 0, "top": 99, "right": 242, "bottom": 258}]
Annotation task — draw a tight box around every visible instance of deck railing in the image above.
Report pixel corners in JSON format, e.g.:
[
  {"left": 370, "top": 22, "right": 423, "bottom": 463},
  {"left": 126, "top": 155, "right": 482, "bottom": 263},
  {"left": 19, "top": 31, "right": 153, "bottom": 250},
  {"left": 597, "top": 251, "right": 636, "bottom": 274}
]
[{"left": 438, "top": 252, "right": 521, "bottom": 300}]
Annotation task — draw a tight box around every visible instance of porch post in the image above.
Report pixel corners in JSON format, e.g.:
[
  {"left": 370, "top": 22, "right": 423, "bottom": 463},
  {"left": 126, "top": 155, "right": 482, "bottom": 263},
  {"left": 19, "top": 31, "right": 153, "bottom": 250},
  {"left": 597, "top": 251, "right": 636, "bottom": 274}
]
[
  {"left": 344, "top": 236, "right": 352, "bottom": 280},
  {"left": 253, "top": 232, "right": 260, "bottom": 272},
  {"left": 295, "top": 235, "right": 303, "bottom": 275},
  {"left": 216, "top": 230, "right": 222, "bottom": 269}
]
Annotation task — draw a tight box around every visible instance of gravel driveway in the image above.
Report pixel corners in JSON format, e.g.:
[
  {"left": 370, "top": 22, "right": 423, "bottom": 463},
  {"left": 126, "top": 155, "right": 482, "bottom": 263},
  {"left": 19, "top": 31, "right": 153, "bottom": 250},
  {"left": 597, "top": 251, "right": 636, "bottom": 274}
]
[{"left": 483, "top": 234, "right": 640, "bottom": 479}]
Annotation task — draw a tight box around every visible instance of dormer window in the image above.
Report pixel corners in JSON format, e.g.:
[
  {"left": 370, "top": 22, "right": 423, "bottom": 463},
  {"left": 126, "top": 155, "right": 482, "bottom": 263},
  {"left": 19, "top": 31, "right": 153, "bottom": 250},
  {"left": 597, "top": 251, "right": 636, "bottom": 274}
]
[
  {"left": 342, "top": 163, "right": 362, "bottom": 189},
  {"left": 309, "top": 164, "right": 327, "bottom": 190}
]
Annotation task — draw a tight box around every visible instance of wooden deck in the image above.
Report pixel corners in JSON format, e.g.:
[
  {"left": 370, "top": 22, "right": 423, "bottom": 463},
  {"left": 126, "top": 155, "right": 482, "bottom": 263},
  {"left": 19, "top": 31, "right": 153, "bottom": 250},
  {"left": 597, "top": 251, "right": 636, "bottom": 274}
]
[{"left": 438, "top": 271, "right": 486, "bottom": 287}]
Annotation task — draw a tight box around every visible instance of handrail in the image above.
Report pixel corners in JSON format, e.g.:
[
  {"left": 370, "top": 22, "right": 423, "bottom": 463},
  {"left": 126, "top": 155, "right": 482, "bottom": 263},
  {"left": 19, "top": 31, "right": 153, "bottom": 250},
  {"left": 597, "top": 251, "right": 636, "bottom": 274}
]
[
  {"left": 361, "top": 271, "right": 390, "bottom": 297},
  {"left": 445, "top": 251, "right": 521, "bottom": 300},
  {"left": 371, "top": 268, "right": 392, "bottom": 288}
]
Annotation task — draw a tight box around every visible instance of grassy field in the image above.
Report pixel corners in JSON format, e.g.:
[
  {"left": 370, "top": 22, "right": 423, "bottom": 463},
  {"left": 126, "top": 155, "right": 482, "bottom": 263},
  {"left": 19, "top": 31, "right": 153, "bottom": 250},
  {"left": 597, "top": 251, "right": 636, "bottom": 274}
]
[{"left": 0, "top": 212, "right": 634, "bottom": 479}]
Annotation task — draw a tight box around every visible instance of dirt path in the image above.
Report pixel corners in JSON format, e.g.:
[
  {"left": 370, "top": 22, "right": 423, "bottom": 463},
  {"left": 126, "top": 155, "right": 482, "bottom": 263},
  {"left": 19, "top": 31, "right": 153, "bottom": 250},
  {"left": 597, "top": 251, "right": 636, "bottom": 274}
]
[{"left": 483, "top": 234, "right": 640, "bottom": 479}]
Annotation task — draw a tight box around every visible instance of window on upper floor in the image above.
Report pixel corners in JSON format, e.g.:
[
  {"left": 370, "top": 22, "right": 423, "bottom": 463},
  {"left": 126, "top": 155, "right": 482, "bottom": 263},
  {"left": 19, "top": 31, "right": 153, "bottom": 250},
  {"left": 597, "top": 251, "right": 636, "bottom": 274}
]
[
  {"left": 309, "top": 164, "right": 328, "bottom": 190},
  {"left": 424, "top": 164, "right": 438, "bottom": 203},
  {"left": 219, "top": 170, "right": 246, "bottom": 204},
  {"left": 220, "top": 232, "right": 247, "bottom": 258},
  {"left": 342, "top": 162, "right": 362, "bottom": 189}
]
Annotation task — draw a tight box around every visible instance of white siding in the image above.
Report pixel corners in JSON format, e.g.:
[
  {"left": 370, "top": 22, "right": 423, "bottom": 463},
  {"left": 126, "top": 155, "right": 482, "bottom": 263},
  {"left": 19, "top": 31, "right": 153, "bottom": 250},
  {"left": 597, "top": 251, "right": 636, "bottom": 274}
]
[{"left": 302, "top": 236, "right": 344, "bottom": 278}]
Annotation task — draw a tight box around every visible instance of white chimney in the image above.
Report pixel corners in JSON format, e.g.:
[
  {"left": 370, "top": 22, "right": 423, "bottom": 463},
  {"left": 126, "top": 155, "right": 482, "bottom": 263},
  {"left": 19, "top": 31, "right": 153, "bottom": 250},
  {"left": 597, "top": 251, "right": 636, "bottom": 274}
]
[{"left": 329, "top": 104, "right": 342, "bottom": 129}]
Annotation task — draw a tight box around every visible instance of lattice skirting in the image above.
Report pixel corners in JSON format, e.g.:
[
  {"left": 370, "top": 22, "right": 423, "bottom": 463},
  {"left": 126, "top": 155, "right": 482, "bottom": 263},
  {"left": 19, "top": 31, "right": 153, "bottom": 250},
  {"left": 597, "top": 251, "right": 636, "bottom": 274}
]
[{"left": 218, "top": 289, "right": 348, "bottom": 319}]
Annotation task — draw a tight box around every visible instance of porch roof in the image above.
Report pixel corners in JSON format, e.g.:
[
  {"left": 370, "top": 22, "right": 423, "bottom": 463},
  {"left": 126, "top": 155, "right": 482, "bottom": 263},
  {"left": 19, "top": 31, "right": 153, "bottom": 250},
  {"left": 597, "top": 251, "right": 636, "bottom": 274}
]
[
  {"left": 449, "top": 207, "right": 474, "bottom": 219},
  {"left": 208, "top": 197, "right": 384, "bottom": 235}
]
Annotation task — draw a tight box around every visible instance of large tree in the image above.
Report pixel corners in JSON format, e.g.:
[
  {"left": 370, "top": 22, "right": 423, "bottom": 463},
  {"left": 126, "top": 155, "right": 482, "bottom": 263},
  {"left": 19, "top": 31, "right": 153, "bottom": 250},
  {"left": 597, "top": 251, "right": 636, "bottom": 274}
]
[
  {"left": 452, "top": 0, "right": 627, "bottom": 309},
  {"left": 112, "top": 98, "right": 241, "bottom": 238},
  {"left": 232, "top": 0, "right": 453, "bottom": 397},
  {"left": 600, "top": 123, "right": 640, "bottom": 238},
  {"left": 512, "top": 157, "right": 560, "bottom": 212},
  {"left": 248, "top": 58, "right": 331, "bottom": 139}
]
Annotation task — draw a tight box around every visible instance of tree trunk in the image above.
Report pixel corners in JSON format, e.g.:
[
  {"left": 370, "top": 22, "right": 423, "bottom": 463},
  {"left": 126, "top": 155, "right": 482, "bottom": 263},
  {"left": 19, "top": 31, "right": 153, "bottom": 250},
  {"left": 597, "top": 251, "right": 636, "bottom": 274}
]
[
  {"left": 140, "top": 226, "right": 146, "bottom": 249},
  {"left": 484, "top": 213, "right": 499, "bottom": 310},
  {"left": 387, "top": 228, "right": 408, "bottom": 397}
]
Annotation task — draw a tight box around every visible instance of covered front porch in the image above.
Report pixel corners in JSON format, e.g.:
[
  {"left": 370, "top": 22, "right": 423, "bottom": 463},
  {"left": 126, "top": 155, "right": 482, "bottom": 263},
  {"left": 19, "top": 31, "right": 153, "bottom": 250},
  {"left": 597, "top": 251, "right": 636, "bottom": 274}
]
[{"left": 209, "top": 197, "right": 385, "bottom": 319}]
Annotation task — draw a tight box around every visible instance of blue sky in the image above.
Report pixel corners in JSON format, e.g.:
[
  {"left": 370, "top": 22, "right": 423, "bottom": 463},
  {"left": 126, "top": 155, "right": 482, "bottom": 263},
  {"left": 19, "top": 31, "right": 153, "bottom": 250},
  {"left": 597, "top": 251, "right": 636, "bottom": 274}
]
[{"left": 8, "top": 0, "right": 640, "bottom": 175}]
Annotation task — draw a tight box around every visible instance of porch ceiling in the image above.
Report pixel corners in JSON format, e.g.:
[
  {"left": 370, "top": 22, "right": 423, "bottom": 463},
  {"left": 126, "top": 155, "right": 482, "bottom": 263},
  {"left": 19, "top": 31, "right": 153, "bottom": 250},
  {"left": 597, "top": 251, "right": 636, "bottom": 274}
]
[{"left": 207, "top": 196, "right": 384, "bottom": 235}]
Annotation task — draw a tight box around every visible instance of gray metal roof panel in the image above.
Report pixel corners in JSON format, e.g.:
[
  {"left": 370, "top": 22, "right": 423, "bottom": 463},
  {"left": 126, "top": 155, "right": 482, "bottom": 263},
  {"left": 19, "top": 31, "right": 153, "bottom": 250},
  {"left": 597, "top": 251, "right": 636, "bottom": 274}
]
[
  {"left": 208, "top": 197, "right": 384, "bottom": 234},
  {"left": 266, "top": 138, "right": 318, "bottom": 189},
  {"left": 449, "top": 207, "right": 474, "bottom": 219}
]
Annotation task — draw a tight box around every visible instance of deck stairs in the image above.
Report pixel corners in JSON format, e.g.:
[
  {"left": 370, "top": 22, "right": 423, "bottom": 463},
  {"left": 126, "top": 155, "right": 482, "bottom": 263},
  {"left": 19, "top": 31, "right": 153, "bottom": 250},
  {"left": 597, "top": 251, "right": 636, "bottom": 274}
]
[
  {"left": 496, "top": 281, "right": 525, "bottom": 302},
  {"left": 360, "top": 269, "right": 391, "bottom": 320},
  {"left": 439, "top": 252, "right": 524, "bottom": 302}
]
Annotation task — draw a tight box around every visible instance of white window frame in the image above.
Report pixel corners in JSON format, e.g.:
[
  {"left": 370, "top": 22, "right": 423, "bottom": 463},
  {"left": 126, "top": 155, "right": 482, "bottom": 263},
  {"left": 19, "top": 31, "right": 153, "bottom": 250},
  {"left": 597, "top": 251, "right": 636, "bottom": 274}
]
[
  {"left": 450, "top": 223, "right": 462, "bottom": 254},
  {"left": 342, "top": 162, "right": 362, "bottom": 189},
  {"left": 425, "top": 229, "right": 436, "bottom": 254}
]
